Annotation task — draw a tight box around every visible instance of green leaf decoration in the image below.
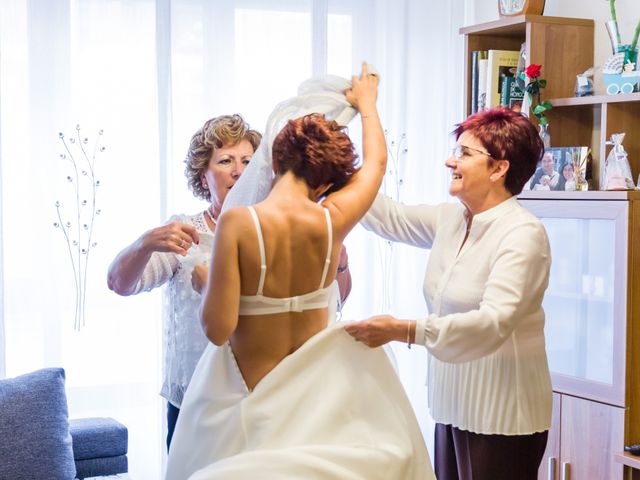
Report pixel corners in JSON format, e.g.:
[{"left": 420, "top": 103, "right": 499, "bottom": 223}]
[{"left": 533, "top": 104, "right": 547, "bottom": 115}]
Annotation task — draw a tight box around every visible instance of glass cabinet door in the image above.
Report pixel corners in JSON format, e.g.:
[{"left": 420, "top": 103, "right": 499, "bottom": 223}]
[{"left": 521, "top": 200, "right": 628, "bottom": 406}]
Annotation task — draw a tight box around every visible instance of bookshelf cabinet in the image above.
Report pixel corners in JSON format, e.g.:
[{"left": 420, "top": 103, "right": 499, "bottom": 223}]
[
  {"left": 461, "top": 15, "right": 640, "bottom": 480},
  {"left": 460, "top": 16, "right": 594, "bottom": 114},
  {"left": 546, "top": 93, "right": 640, "bottom": 189},
  {"left": 461, "top": 15, "right": 640, "bottom": 189}
]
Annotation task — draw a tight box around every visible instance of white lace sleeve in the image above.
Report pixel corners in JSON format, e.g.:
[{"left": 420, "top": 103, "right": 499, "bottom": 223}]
[
  {"left": 129, "top": 214, "right": 187, "bottom": 294},
  {"left": 132, "top": 251, "right": 179, "bottom": 294}
]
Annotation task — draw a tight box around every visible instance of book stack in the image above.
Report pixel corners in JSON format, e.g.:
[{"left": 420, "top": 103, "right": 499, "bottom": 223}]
[{"left": 470, "top": 49, "right": 523, "bottom": 114}]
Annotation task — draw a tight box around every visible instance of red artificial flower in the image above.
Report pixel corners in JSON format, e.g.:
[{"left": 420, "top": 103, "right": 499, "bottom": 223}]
[{"left": 525, "top": 64, "right": 542, "bottom": 78}]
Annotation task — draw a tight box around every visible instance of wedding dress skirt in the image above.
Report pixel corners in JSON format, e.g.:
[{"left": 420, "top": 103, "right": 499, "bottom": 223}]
[{"left": 165, "top": 322, "right": 435, "bottom": 479}]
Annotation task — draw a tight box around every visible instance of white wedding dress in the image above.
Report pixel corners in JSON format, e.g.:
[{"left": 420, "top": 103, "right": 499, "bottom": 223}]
[
  {"left": 165, "top": 322, "right": 433, "bottom": 479},
  {"left": 164, "top": 74, "right": 435, "bottom": 480}
]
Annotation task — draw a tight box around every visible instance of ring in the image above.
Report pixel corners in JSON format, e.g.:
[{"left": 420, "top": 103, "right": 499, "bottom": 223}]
[{"left": 178, "top": 239, "right": 184, "bottom": 248}]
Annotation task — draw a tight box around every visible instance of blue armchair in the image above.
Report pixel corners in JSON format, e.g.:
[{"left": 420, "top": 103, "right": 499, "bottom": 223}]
[{"left": 0, "top": 368, "right": 128, "bottom": 480}]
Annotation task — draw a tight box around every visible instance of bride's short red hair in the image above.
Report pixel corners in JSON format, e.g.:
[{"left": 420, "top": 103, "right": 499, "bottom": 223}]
[{"left": 272, "top": 114, "right": 358, "bottom": 195}]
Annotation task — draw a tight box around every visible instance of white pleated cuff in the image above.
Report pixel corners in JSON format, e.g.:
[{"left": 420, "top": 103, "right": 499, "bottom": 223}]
[{"left": 415, "top": 316, "right": 428, "bottom": 346}]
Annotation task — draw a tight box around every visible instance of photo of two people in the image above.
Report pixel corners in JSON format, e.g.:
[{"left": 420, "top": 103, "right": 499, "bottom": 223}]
[{"left": 527, "top": 146, "right": 590, "bottom": 191}]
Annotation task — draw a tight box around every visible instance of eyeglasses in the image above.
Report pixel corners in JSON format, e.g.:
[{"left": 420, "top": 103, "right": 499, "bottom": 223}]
[{"left": 451, "top": 144, "right": 493, "bottom": 161}]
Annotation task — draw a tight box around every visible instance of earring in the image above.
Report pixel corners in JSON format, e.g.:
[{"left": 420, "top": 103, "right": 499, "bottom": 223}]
[{"left": 202, "top": 180, "right": 208, "bottom": 188}]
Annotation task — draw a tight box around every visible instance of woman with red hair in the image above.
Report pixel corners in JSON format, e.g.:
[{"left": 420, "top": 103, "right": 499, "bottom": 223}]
[
  {"left": 347, "top": 107, "right": 552, "bottom": 480},
  {"left": 165, "top": 64, "right": 434, "bottom": 480}
]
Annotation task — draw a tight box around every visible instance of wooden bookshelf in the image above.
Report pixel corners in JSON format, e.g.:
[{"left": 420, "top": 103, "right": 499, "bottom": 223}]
[
  {"left": 461, "top": 15, "right": 640, "bottom": 190},
  {"left": 545, "top": 92, "right": 640, "bottom": 188},
  {"left": 460, "top": 16, "right": 594, "bottom": 116}
]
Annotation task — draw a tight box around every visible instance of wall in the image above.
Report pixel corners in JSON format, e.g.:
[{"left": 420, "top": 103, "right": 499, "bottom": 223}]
[{"left": 467, "top": 0, "right": 638, "bottom": 93}]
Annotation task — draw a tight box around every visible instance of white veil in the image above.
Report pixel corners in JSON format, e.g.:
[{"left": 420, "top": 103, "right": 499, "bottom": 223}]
[{"left": 221, "top": 75, "right": 358, "bottom": 213}]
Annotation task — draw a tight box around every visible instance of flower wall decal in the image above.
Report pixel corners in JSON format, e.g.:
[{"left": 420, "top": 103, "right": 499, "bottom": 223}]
[
  {"left": 378, "top": 131, "right": 407, "bottom": 313},
  {"left": 53, "top": 125, "right": 105, "bottom": 330}
]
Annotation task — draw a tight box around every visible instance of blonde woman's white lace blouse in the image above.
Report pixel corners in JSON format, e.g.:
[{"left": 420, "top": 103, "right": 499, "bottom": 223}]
[{"left": 131, "top": 212, "right": 213, "bottom": 408}]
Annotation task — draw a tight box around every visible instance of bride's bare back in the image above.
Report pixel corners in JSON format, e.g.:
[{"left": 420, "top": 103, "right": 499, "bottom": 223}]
[
  {"left": 231, "top": 196, "right": 339, "bottom": 390},
  {"left": 200, "top": 63, "right": 385, "bottom": 391}
]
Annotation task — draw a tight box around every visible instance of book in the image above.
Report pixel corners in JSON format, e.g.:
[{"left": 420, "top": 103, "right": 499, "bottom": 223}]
[
  {"left": 477, "top": 57, "right": 488, "bottom": 112},
  {"left": 514, "top": 42, "right": 527, "bottom": 93},
  {"left": 485, "top": 49, "right": 520, "bottom": 109},
  {"left": 470, "top": 51, "right": 479, "bottom": 115},
  {"left": 470, "top": 50, "right": 487, "bottom": 115},
  {"left": 500, "top": 76, "right": 524, "bottom": 110}
]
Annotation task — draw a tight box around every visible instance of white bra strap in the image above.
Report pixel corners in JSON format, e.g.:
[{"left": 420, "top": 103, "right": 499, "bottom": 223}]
[
  {"left": 247, "top": 206, "right": 267, "bottom": 295},
  {"left": 319, "top": 208, "right": 333, "bottom": 288}
]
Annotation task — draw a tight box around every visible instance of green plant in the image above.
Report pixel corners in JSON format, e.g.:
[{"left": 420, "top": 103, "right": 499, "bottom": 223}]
[
  {"left": 608, "top": 0, "right": 640, "bottom": 62},
  {"left": 523, "top": 64, "right": 552, "bottom": 126}
]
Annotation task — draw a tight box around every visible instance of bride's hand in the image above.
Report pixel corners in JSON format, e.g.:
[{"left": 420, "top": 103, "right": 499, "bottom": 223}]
[
  {"left": 345, "top": 62, "right": 378, "bottom": 114},
  {"left": 191, "top": 263, "right": 209, "bottom": 294},
  {"left": 344, "top": 314, "right": 401, "bottom": 348}
]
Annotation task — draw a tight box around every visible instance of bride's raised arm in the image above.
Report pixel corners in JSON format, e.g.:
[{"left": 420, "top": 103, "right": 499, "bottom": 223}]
[{"left": 323, "top": 63, "right": 386, "bottom": 239}]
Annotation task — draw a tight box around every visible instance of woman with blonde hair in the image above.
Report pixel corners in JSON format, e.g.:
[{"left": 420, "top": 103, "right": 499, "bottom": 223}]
[{"left": 108, "top": 114, "right": 260, "bottom": 448}]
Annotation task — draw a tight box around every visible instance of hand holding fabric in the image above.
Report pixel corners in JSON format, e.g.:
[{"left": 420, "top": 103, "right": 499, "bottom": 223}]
[
  {"left": 191, "top": 263, "right": 209, "bottom": 294},
  {"left": 141, "top": 221, "right": 200, "bottom": 257},
  {"left": 344, "top": 314, "right": 404, "bottom": 348},
  {"left": 345, "top": 62, "right": 379, "bottom": 114}
]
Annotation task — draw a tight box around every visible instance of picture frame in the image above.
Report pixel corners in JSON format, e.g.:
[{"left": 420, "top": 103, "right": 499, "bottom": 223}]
[
  {"left": 498, "top": 0, "right": 546, "bottom": 17},
  {"left": 524, "top": 146, "right": 592, "bottom": 191}
]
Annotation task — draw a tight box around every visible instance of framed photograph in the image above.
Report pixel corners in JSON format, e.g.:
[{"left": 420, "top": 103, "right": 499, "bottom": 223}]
[{"left": 525, "top": 146, "right": 591, "bottom": 191}]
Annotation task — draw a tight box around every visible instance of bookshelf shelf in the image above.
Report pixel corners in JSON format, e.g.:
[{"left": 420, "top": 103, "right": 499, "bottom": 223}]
[
  {"left": 549, "top": 92, "right": 640, "bottom": 107},
  {"left": 459, "top": 15, "right": 593, "bottom": 36},
  {"left": 614, "top": 452, "right": 640, "bottom": 471},
  {"left": 518, "top": 190, "right": 640, "bottom": 201}
]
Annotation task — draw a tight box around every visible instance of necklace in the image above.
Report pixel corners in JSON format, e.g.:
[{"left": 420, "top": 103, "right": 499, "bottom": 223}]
[{"left": 205, "top": 207, "right": 217, "bottom": 226}]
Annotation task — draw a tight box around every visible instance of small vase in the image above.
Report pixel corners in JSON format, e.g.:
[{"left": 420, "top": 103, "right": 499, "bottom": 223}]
[
  {"left": 539, "top": 124, "right": 551, "bottom": 148},
  {"left": 574, "top": 171, "right": 589, "bottom": 191},
  {"left": 606, "top": 20, "right": 622, "bottom": 55}
]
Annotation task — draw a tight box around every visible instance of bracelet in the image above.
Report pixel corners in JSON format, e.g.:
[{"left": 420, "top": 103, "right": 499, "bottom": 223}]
[
  {"left": 337, "top": 263, "right": 349, "bottom": 273},
  {"left": 406, "top": 321, "right": 412, "bottom": 349}
]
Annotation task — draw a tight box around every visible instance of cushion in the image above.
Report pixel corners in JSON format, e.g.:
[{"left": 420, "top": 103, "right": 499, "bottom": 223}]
[
  {"left": 70, "top": 417, "right": 128, "bottom": 459},
  {"left": 0, "top": 368, "right": 76, "bottom": 480},
  {"left": 74, "top": 455, "right": 128, "bottom": 480}
]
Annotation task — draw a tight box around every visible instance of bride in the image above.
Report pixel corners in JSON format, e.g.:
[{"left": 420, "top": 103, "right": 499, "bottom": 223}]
[{"left": 165, "top": 64, "right": 434, "bottom": 480}]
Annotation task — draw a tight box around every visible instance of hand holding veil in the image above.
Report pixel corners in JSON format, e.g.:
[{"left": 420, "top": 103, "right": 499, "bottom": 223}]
[{"left": 222, "top": 72, "right": 377, "bottom": 212}]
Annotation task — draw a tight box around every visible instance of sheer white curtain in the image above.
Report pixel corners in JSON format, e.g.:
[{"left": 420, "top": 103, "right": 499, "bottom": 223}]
[
  {"left": 0, "top": 0, "right": 463, "bottom": 476},
  {"left": 0, "top": 1, "right": 164, "bottom": 478}
]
